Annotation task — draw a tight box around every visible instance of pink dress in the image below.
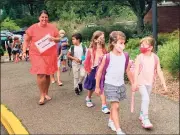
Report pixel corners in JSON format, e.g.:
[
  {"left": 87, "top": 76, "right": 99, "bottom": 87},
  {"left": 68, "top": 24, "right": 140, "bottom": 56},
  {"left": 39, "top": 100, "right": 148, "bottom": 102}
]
[{"left": 26, "top": 23, "right": 59, "bottom": 75}]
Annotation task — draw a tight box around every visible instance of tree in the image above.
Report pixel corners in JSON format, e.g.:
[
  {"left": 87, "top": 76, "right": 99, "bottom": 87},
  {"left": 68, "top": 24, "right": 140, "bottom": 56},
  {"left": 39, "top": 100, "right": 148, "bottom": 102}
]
[
  {"left": 1, "top": 8, "right": 8, "bottom": 21},
  {"left": 1, "top": 17, "right": 20, "bottom": 31},
  {"left": 9, "top": 8, "right": 16, "bottom": 20}
]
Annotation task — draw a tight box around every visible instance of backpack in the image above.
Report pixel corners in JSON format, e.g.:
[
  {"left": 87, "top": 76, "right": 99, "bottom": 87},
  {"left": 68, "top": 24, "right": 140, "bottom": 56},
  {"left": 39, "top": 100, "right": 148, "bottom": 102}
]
[
  {"left": 129, "top": 53, "right": 158, "bottom": 83},
  {"left": 96, "top": 52, "right": 129, "bottom": 94},
  {"left": 68, "top": 44, "right": 86, "bottom": 68}
]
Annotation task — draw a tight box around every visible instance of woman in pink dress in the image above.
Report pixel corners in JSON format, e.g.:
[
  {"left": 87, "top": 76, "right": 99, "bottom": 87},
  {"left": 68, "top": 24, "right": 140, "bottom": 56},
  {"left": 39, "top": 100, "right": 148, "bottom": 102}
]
[{"left": 22, "top": 10, "right": 60, "bottom": 105}]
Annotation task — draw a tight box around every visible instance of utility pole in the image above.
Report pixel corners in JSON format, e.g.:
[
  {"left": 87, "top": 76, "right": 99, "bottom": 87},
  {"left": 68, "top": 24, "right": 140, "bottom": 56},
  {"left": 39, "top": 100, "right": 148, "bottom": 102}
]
[{"left": 152, "top": 0, "right": 158, "bottom": 52}]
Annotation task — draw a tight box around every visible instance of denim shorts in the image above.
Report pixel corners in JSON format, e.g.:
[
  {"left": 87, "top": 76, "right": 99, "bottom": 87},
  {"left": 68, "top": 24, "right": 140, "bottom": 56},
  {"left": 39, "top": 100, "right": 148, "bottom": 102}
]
[{"left": 104, "top": 83, "right": 127, "bottom": 102}]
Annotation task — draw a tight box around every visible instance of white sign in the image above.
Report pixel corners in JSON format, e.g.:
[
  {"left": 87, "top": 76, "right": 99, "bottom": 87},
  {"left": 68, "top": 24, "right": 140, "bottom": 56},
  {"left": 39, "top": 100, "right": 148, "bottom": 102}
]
[{"left": 35, "top": 34, "right": 55, "bottom": 53}]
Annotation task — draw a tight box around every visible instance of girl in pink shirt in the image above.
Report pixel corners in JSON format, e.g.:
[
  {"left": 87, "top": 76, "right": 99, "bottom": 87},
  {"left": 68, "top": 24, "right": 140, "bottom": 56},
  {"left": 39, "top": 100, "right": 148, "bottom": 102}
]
[{"left": 133, "top": 36, "right": 168, "bottom": 129}]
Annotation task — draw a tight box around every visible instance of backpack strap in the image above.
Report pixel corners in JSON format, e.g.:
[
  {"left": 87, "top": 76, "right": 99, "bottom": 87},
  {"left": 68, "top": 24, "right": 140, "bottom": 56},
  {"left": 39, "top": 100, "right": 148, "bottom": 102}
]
[
  {"left": 124, "top": 52, "right": 129, "bottom": 71},
  {"left": 104, "top": 53, "right": 110, "bottom": 71},
  {"left": 82, "top": 44, "right": 86, "bottom": 55},
  {"left": 70, "top": 46, "right": 74, "bottom": 57}
]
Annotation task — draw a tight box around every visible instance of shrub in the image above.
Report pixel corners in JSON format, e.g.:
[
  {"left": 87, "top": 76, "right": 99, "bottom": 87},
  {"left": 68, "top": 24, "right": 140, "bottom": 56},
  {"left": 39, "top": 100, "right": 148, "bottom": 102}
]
[
  {"left": 158, "top": 39, "right": 179, "bottom": 76},
  {"left": 1, "top": 17, "right": 20, "bottom": 31},
  {"left": 125, "top": 47, "right": 140, "bottom": 60},
  {"left": 15, "top": 16, "right": 38, "bottom": 28},
  {"left": 80, "top": 24, "right": 135, "bottom": 43},
  {"left": 126, "top": 38, "right": 140, "bottom": 50},
  {"left": 0, "top": 46, "right": 4, "bottom": 57}
]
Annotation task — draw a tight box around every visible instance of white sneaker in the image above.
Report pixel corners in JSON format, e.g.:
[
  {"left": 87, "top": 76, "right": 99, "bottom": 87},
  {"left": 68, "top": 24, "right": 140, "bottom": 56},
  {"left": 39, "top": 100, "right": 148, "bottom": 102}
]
[
  {"left": 116, "top": 129, "right": 126, "bottom": 135},
  {"left": 86, "top": 97, "right": 93, "bottom": 107},
  {"left": 108, "top": 120, "right": 116, "bottom": 131},
  {"left": 102, "top": 106, "right": 110, "bottom": 114},
  {"left": 142, "top": 117, "right": 153, "bottom": 129}
]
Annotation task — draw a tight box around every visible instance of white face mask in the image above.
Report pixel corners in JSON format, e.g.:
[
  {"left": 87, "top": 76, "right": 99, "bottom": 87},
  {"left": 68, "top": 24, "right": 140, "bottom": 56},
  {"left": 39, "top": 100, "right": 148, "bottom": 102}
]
[
  {"left": 115, "top": 44, "right": 125, "bottom": 53},
  {"left": 60, "top": 33, "right": 65, "bottom": 37}
]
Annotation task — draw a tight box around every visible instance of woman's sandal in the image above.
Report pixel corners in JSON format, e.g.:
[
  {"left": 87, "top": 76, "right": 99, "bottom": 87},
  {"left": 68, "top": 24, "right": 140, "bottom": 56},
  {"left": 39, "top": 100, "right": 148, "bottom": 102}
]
[
  {"left": 38, "top": 99, "right": 45, "bottom": 105},
  {"left": 58, "top": 82, "right": 63, "bottom": 86},
  {"left": 45, "top": 95, "right": 52, "bottom": 101}
]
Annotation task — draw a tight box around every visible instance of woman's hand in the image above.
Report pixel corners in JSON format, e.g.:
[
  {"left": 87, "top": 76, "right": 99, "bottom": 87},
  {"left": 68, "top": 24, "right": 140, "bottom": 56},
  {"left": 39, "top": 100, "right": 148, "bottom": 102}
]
[{"left": 49, "top": 36, "right": 56, "bottom": 42}]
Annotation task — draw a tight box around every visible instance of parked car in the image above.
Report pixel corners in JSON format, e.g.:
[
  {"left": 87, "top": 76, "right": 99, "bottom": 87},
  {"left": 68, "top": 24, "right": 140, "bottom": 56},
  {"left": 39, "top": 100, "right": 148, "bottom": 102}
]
[
  {"left": 0, "top": 33, "right": 8, "bottom": 50},
  {"left": 12, "top": 30, "right": 25, "bottom": 36}
]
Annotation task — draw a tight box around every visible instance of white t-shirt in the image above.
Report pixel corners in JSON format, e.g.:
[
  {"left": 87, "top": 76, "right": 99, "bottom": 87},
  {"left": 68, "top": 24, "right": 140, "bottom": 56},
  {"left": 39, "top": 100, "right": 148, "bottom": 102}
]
[
  {"left": 105, "top": 52, "right": 126, "bottom": 86},
  {"left": 68, "top": 43, "right": 87, "bottom": 65}
]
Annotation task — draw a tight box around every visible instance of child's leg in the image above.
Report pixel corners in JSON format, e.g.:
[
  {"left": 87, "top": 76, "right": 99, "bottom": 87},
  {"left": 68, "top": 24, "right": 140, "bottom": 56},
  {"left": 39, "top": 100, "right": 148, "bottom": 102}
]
[
  {"left": 78, "top": 66, "right": 86, "bottom": 91},
  {"left": 139, "top": 85, "right": 153, "bottom": 128},
  {"left": 100, "top": 92, "right": 110, "bottom": 114},
  {"left": 50, "top": 74, "right": 56, "bottom": 83},
  {"left": 72, "top": 64, "right": 80, "bottom": 95},
  {"left": 87, "top": 90, "right": 93, "bottom": 99},
  {"left": 57, "top": 67, "right": 63, "bottom": 85},
  {"left": 139, "top": 85, "right": 150, "bottom": 115},
  {"left": 79, "top": 66, "right": 86, "bottom": 84},
  {"left": 110, "top": 101, "right": 120, "bottom": 130}
]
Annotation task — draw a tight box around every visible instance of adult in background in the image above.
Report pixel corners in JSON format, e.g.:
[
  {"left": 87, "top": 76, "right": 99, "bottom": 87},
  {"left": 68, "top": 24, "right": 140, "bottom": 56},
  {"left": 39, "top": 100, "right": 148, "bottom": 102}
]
[
  {"left": 12, "top": 37, "right": 22, "bottom": 63},
  {"left": 5, "top": 36, "right": 13, "bottom": 61},
  {"left": 22, "top": 10, "right": 60, "bottom": 105}
]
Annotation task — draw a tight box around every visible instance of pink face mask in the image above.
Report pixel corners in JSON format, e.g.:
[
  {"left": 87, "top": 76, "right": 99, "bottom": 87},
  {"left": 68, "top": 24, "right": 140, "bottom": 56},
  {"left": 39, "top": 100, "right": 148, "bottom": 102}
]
[{"left": 140, "top": 47, "right": 151, "bottom": 53}]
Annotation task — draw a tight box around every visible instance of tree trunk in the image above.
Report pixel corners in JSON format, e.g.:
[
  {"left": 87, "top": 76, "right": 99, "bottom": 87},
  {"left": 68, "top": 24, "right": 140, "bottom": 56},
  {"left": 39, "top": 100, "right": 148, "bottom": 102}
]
[{"left": 137, "top": 15, "right": 144, "bottom": 34}]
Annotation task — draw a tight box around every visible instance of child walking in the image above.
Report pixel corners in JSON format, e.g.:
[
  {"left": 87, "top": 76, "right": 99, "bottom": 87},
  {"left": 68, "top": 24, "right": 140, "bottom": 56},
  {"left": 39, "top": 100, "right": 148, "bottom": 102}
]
[
  {"left": 133, "top": 36, "right": 168, "bottom": 129},
  {"left": 59, "top": 30, "right": 69, "bottom": 72},
  {"left": 67, "top": 33, "right": 86, "bottom": 95},
  {"left": 95, "top": 31, "right": 133, "bottom": 135},
  {"left": 50, "top": 41, "right": 63, "bottom": 86},
  {"left": 84, "top": 31, "right": 110, "bottom": 114}
]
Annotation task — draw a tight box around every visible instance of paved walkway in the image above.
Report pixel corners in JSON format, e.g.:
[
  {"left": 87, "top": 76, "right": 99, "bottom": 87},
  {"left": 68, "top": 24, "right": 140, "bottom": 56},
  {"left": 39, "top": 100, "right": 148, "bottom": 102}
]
[{"left": 1, "top": 59, "right": 179, "bottom": 134}]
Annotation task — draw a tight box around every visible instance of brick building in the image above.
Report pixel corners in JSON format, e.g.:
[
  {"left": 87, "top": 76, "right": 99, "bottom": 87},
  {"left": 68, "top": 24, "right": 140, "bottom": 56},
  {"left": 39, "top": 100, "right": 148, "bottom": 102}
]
[{"left": 144, "top": 1, "right": 180, "bottom": 33}]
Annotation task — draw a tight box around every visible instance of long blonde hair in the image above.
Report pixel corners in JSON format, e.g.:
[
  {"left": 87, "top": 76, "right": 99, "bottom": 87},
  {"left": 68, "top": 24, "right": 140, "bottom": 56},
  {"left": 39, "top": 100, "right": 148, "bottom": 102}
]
[{"left": 108, "top": 31, "right": 126, "bottom": 51}]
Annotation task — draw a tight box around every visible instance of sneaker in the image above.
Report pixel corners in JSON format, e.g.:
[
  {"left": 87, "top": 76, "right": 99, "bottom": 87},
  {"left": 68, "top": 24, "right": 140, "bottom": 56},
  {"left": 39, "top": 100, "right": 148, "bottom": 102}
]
[
  {"left": 139, "top": 111, "right": 143, "bottom": 121},
  {"left": 75, "top": 87, "right": 80, "bottom": 95},
  {"left": 102, "top": 105, "right": 110, "bottom": 114},
  {"left": 116, "top": 129, "right": 126, "bottom": 135},
  {"left": 142, "top": 117, "right": 153, "bottom": 129},
  {"left": 78, "top": 83, "right": 83, "bottom": 92},
  {"left": 86, "top": 97, "right": 93, "bottom": 107},
  {"left": 108, "top": 120, "right": 116, "bottom": 131}
]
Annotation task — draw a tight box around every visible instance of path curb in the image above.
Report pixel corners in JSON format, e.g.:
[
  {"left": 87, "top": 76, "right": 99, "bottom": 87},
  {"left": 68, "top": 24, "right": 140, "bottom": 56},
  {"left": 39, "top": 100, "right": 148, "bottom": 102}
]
[{"left": 1, "top": 104, "right": 29, "bottom": 134}]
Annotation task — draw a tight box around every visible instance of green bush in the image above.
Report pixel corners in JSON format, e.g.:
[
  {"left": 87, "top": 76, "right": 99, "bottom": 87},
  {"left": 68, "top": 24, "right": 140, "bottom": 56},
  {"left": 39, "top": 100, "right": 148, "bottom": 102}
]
[
  {"left": 158, "top": 39, "right": 179, "bottom": 76},
  {"left": 158, "top": 29, "right": 179, "bottom": 46},
  {"left": 0, "top": 46, "right": 4, "bottom": 56},
  {"left": 80, "top": 24, "right": 135, "bottom": 43},
  {"left": 125, "top": 47, "right": 140, "bottom": 60},
  {"left": 15, "top": 16, "right": 38, "bottom": 28},
  {"left": 1, "top": 17, "right": 20, "bottom": 31},
  {"left": 126, "top": 38, "right": 140, "bottom": 50}
]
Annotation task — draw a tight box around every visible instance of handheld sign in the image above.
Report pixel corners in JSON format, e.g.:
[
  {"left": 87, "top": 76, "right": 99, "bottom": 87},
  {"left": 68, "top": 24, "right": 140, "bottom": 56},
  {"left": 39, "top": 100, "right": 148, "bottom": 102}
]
[{"left": 35, "top": 34, "right": 55, "bottom": 53}]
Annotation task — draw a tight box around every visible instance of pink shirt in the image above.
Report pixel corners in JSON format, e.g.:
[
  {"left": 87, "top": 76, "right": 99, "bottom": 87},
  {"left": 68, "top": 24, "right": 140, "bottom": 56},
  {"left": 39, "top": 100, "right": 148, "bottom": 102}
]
[{"left": 135, "top": 53, "right": 159, "bottom": 85}]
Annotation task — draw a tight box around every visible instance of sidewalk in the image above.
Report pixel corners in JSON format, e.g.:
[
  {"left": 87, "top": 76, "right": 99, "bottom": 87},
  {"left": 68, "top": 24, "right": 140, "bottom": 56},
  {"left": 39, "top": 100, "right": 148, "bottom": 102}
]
[{"left": 1, "top": 61, "right": 179, "bottom": 134}]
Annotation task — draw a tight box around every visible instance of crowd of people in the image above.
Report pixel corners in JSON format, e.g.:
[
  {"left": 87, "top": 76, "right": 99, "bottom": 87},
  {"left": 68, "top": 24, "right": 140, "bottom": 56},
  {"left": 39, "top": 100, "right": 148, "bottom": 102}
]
[
  {"left": 5, "top": 34, "right": 29, "bottom": 62},
  {"left": 20, "top": 10, "right": 168, "bottom": 135}
]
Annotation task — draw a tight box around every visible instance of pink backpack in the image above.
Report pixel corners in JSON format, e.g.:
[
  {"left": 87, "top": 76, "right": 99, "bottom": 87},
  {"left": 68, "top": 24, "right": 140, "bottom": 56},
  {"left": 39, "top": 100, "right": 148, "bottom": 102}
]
[{"left": 129, "top": 53, "right": 159, "bottom": 83}]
